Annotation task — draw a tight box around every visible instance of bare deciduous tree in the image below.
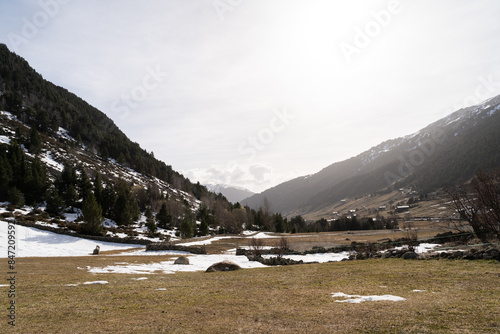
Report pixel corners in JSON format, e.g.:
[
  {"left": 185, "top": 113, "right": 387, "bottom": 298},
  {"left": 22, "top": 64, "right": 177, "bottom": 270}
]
[
  {"left": 249, "top": 237, "right": 264, "bottom": 257},
  {"left": 446, "top": 169, "right": 500, "bottom": 241}
]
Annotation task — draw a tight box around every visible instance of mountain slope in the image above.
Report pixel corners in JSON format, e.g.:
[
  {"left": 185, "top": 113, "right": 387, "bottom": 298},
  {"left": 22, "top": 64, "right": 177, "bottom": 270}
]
[
  {"left": 205, "top": 184, "right": 255, "bottom": 203},
  {"left": 243, "top": 95, "right": 500, "bottom": 216},
  {"left": 0, "top": 43, "right": 190, "bottom": 190},
  {"left": 0, "top": 44, "right": 241, "bottom": 238}
]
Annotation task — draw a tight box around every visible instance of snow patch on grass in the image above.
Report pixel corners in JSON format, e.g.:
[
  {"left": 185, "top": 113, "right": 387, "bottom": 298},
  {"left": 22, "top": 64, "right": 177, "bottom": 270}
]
[
  {"left": 83, "top": 281, "right": 108, "bottom": 285},
  {"left": 332, "top": 292, "right": 406, "bottom": 303},
  {"left": 249, "top": 232, "right": 275, "bottom": 239},
  {"left": 87, "top": 254, "right": 267, "bottom": 275},
  {"left": 177, "top": 235, "right": 234, "bottom": 246}
]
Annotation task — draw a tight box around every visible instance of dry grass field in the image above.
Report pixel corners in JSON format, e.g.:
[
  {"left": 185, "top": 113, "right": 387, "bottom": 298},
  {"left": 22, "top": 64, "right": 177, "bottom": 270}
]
[{"left": 3, "top": 252, "right": 499, "bottom": 333}]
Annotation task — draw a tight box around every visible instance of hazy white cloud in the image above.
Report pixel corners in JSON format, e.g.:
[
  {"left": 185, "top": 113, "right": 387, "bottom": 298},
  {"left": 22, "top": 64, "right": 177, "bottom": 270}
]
[{"left": 1, "top": 0, "right": 500, "bottom": 192}]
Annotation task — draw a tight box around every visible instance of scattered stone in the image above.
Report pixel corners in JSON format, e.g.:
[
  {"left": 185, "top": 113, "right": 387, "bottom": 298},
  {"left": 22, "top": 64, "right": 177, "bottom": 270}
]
[
  {"left": 402, "top": 251, "right": 419, "bottom": 260},
  {"left": 206, "top": 260, "right": 241, "bottom": 272},
  {"left": 260, "top": 256, "right": 304, "bottom": 266},
  {"left": 174, "top": 256, "right": 190, "bottom": 265}
]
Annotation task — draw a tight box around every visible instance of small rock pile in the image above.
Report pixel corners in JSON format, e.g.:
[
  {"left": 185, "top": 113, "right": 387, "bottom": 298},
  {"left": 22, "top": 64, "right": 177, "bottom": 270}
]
[
  {"left": 248, "top": 255, "right": 304, "bottom": 266},
  {"left": 344, "top": 246, "right": 500, "bottom": 262},
  {"left": 344, "top": 248, "right": 419, "bottom": 261},
  {"left": 425, "top": 246, "right": 500, "bottom": 261}
]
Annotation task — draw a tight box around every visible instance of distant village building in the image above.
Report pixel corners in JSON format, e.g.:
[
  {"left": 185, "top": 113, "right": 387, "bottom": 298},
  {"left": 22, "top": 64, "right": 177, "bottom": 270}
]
[
  {"left": 396, "top": 205, "right": 410, "bottom": 213},
  {"left": 378, "top": 206, "right": 386, "bottom": 211}
]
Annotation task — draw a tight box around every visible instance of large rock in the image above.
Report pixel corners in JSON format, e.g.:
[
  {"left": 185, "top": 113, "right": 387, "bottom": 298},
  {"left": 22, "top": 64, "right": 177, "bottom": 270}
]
[
  {"left": 206, "top": 260, "right": 241, "bottom": 272},
  {"left": 402, "top": 251, "right": 419, "bottom": 259},
  {"left": 174, "top": 256, "right": 190, "bottom": 265}
]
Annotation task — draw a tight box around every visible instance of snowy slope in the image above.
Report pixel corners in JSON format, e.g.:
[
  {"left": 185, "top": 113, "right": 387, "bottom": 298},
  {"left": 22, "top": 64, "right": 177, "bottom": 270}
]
[{"left": 0, "top": 220, "right": 143, "bottom": 257}]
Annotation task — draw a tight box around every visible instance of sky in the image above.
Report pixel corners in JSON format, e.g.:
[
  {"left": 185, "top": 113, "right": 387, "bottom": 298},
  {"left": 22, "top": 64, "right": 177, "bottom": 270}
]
[{"left": 1, "top": 0, "right": 500, "bottom": 193}]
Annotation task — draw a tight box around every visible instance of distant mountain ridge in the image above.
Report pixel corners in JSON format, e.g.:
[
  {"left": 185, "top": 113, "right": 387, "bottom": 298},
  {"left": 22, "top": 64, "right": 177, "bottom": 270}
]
[
  {"left": 243, "top": 95, "right": 500, "bottom": 217},
  {"left": 205, "top": 184, "right": 255, "bottom": 203}
]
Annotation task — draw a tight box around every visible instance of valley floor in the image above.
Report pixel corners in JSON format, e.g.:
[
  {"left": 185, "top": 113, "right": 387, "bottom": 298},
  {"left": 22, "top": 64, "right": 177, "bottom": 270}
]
[
  {"left": 1, "top": 220, "right": 499, "bottom": 333},
  {"left": 2, "top": 255, "right": 499, "bottom": 333}
]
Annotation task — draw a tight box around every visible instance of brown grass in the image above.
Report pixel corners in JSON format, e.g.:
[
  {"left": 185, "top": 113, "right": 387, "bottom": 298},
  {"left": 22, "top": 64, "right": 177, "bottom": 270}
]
[{"left": 4, "top": 255, "right": 500, "bottom": 333}]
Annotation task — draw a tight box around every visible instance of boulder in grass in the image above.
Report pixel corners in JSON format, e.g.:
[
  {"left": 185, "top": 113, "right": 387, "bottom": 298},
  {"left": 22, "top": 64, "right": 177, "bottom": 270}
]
[
  {"left": 206, "top": 260, "right": 241, "bottom": 272},
  {"left": 402, "top": 251, "right": 419, "bottom": 259},
  {"left": 174, "top": 256, "right": 190, "bottom": 265}
]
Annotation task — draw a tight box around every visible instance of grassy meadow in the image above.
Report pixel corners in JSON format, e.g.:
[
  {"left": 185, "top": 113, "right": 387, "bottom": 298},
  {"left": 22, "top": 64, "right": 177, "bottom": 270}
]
[{"left": 3, "top": 254, "right": 500, "bottom": 333}]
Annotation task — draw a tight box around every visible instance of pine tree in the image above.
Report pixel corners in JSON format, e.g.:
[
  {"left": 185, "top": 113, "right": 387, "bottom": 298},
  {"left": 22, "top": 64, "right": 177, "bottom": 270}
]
[
  {"left": 274, "top": 213, "right": 285, "bottom": 233},
  {"left": 7, "top": 141, "right": 25, "bottom": 188},
  {"left": 46, "top": 187, "right": 64, "bottom": 215},
  {"left": 113, "top": 181, "right": 140, "bottom": 226},
  {"left": 28, "top": 127, "right": 42, "bottom": 154},
  {"left": 145, "top": 207, "right": 157, "bottom": 234},
  {"left": 24, "top": 157, "right": 48, "bottom": 205},
  {"left": 81, "top": 192, "right": 103, "bottom": 235},
  {"left": 156, "top": 202, "right": 172, "bottom": 229},
  {"left": 101, "top": 181, "right": 116, "bottom": 218},
  {"left": 180, "top": 211, "right": 194, "bottom": 239},
  {"left": 64, "top": 184, "right": 78, "bottom": 209},
  {"left": 0, "top": 147, "right": 13, "bottom": 201},
  {"left": 78, "top": 168, "right": 93, "bottom": 199},
  {"left": 8, "top": 187, "right": 24, "bottom": 207},
  {"left": 196, "top": 204, "right": 210, "bottom": 236},
  {"left": 61, "top": 162, "right": 77, "bottom": 187},
  {"left": 36, "top": 108, "right": 50, "bottom": 133},
  {"left": 93, "top": 172, "right": 103, "bottom": 205}
]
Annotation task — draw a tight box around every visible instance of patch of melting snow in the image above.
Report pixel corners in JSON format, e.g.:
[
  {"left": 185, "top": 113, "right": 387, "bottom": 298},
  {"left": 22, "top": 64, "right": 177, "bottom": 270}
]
[
  {"left": 249, "top": 232, "right": 275, "bottom": 239},
  {"left": 111, "top": 249, "right": 190, "bottom": 257},
  {"left": 0, "top": 135, "right": 10, "bottom": 144},
  {"left": 83, "top": 281, "right": 108, "bottom": 285},
  {"left": 39, "top": 151, "right": 64, "bottom": 172},
  {"left": 177, "top": 235, "right": 234, "bottom": 246},
  {"left": 332, "top": 292, "right": 406, "bottom": 303},
  {"left": 87, "top": 254, "right": 267, "bottom": 275},
  {"left": 393, "top": 243, "right": 440, "bottom": 254}
]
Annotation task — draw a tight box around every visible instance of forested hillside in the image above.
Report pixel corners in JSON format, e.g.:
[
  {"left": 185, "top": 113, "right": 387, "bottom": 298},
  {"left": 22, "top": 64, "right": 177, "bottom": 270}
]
[
  {"left": 0, "top": 43, "right": 189, "bottom": 188},
  {"left": 0, "top": 44, "right": 277, "bottom": 238}
]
